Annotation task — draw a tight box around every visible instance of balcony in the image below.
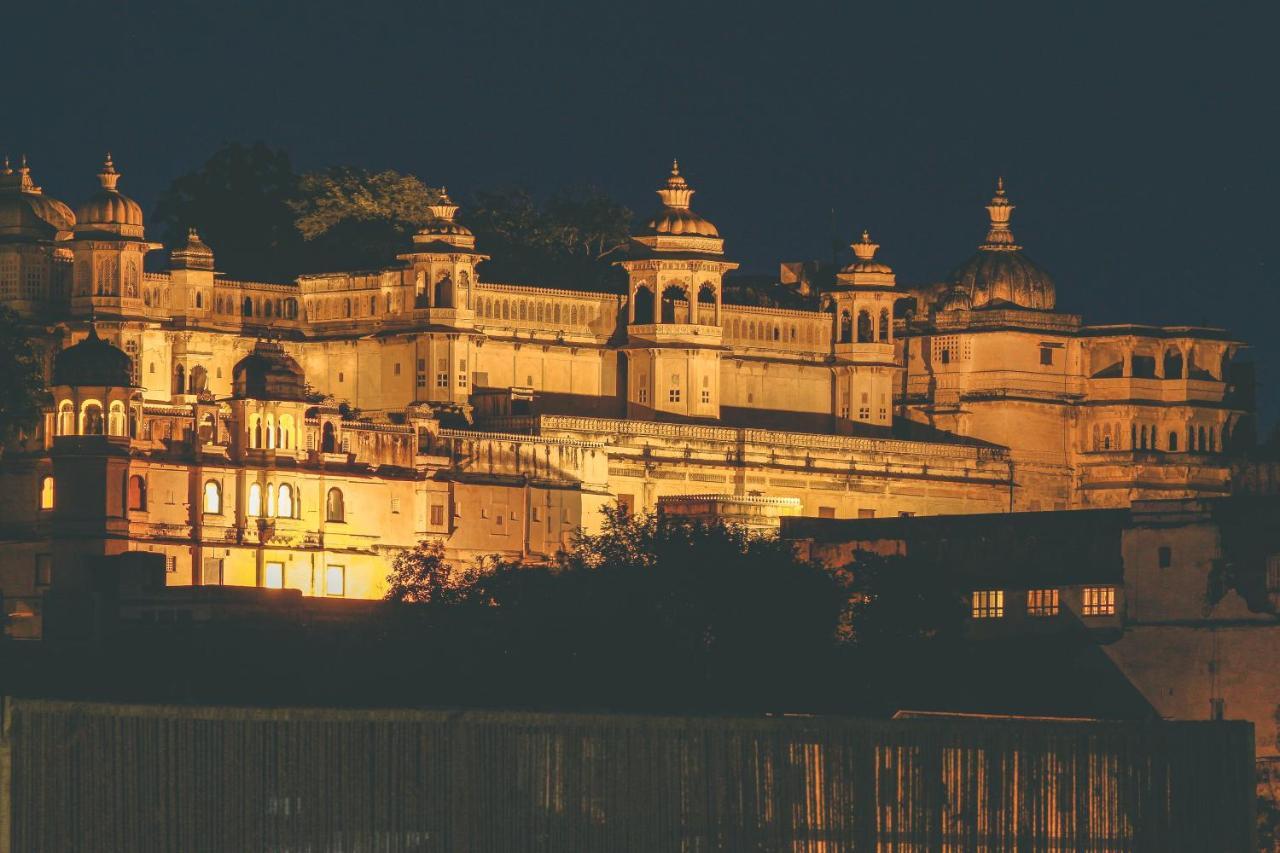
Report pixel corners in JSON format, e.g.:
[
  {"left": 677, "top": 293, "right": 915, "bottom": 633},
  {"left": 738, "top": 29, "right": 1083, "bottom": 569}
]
[{"left": 627, "top": 323, "right": 723, "bottom": 346}]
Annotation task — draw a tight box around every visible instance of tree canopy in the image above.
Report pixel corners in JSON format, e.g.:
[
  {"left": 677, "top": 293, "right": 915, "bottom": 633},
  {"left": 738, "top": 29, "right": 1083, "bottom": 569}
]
[
  {"left": 0, "top": 307, "right": 47, "bottom": 457},
  {"left": 153, "top": 143, "right": 632, "bottom": 288}
]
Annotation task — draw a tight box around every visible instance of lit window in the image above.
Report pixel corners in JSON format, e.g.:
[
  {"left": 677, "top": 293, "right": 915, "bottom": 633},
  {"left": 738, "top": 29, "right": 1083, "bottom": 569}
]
[
  {"left": 325, "top": 565, "right": 345, "bottom": 597},
  {"left": 248, "top": 483, "right": 262, "bottom": 516},
  {"left": 127, "top": 475, "right": 147, "bottom": 511},
  {"left": 278, "top": 483, "right": 293, "bottom": 518},
  {"left": 1081, "top": 586, "right": 1116, "bottom": 616},
  {"left": 203, "top": 480, "right": 222, "bottom": 514},
  {"left": 39, "top": 476, "right": 54, "bottom": 510},
  {"left": 326, "top": 487, "right": 344, "bottom": 522},
  {"left": 264, "top": 562, "right": 284, "bottom": 589},
  {"left": 1027, "top": 588, "right": 1059, "bottom": 616},
  {"left": 972, "top": 589, "right": 1004, "bottom": 619}
]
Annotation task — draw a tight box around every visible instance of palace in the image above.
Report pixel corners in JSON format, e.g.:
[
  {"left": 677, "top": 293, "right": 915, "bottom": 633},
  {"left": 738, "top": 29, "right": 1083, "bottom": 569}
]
[{"left": 0, "top": 154, "right": 1251, "bottom": 612}]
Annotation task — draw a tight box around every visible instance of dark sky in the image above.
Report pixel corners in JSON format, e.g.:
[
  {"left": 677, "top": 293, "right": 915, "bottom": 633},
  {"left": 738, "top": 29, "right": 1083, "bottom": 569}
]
[{"left": 7, "top": 2, "right": 1278, "bottom": 429}]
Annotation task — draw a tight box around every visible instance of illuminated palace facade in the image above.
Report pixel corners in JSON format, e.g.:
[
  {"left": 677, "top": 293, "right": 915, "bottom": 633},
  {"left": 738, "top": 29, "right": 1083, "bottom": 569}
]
[{"left": 0, "top": 155, "right": 1249, "bottom": 602}]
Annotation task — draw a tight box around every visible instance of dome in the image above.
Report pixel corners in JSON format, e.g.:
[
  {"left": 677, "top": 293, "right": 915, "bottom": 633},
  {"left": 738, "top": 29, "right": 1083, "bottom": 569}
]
[
  {"left": 938, "top": 285, "right": 973, "bottom": 311},
  {"left": 53, "top": 327, "right": 135, "bottom": 388},
  {"left": 642, "top": 160, "right": 720, "bottom": 238},
  {"left": 947, "top": 179, "right": 1055, "bottom": 310},
  {"left": 75, "top": 154, "right": 146, "bottom": 239},
  {"left": 0, "top": 157, "right": 76, "bottom": 239},
  {"left": 840, "top": 230, "right": 893, "bottom": 275},
  {"left": 233, "top": 340, "right": 308, "bottom": 401},
  {"left": 170, "top": 228, "right": 216, "bottom": 270},
  {"left": 409, "top": 188, "right": 478, "bottom": 251}
]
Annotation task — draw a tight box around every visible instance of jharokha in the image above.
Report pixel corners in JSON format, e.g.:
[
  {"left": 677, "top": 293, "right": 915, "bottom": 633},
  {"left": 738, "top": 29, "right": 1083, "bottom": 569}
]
[{"left": 0, "top": 156, "right": 1250, "bottom": 600}]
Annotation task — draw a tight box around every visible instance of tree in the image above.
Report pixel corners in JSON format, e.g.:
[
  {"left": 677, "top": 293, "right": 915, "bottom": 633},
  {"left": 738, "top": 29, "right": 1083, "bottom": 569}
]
[
  {"left": 290, "top": 167, "right": 442, "bottom": 272},
  {"left": 152, "top": 142, "right": 303, "bottom": 281},
  {"left": 838, "top": 551, "right": 968, "bottom": 648},
  {"left": 384, "top": 540, "right": 480, "bottom": 604},
  {"left": 0, "top": 307, "right": 47, "bottom": 458},
  {"left": 463, "top": 185, "right": 631, "bottom": 291}
]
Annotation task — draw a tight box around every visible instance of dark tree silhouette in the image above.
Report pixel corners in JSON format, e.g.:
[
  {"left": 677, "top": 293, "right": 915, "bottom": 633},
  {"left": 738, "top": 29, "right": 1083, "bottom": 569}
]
[{"left": 0, "top": 307, "right": 47, "bottom": 458}]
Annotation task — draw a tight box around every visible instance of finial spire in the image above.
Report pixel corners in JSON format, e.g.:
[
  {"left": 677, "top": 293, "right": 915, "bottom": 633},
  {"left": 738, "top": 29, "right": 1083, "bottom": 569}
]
[
  {"left": 982, "top": 176, "right": 1019, "bottom": 250},
  {"left": 671, "top": 158, "right": 680, "bottom": 176},
  {"left": 98, "top": 152, "right": 121, "bottom": 191},
  {"left": 851, "top": 229, "right": 880, "bottom": 261},
  {"left": 658, "top": 159, "right": 693, "bottom": 209},
  {"left": 1, "top": 155, "right": 10, "bottom": 176}
]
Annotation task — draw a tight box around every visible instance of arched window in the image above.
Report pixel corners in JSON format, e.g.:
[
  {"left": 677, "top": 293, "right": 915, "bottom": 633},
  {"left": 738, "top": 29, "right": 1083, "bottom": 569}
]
[
  {"left": 501, "top": 300, "right": 509, "bottom": 320},
  {"left": 1164, "top": 349, "right": 1184, "bottom": 379},
  {"left": 242, "top": 296, "right": 254, "bottom": 317},
  {"left": 321, "top": 422, "right": 336, "bottom": 453},
  {"left": 278, "top": 483, "right": 293, "bottom": 518},
  {"left": 265, "top": 414, "right": 275, "bottom": 449},
  {"left": 108, "top": 401, "right": 126, "bottom": 436},
  {"left": 195, "top": 291, "right": 203, "bottom": 309},
  {"left": 839, "top": 311, "right": 853, "bottom": 344},
  {"left": 326, "top": 487, "right": 345, "bottom": 522},
  {"left": 1198, "top": 426, "right": 1207, "bottom": 452},
  {"left": 174, "top": 364, "right": 186, "bottom": 396},
  {"left": 343, "top": 299, "right": 352, "bottom": 318},
  {"left": 1168, "top": 431, "right": 1179, "bottom": 452},
  {"left": 1130, "top": 423, "right": 1137, "bottom": 450},
  {"left": 251, "top": 415, "right": 263, "bottom": 449},
  {"left": 203, "top": 480, "right": 222, "bottom": 514},
  {"left": 127, "top": 475, "right": 146, "bottom": 511},
  {"left": 248, "top": 483, "right": 263, "bottom": 516},
  {"left": 857, "top": 310, "right": 873, "bottom": 343},
  {"left": 57, "top": 401, "right": 74, "bottom": 435},
  {"left": 660, "top": 285, "right": 687, "bottom": 324},
  {"left": 632, "top": 286, "right": 655, "bottom": 325},
  {"left": 39, "top": 476, "right": 54, "bottom": 510},
  {"left": 81, "top": 402, "right": 104, "bottom": 435},
  {"left": 878, "top": 309, "right": 890, "bottom": 342},
  {"left": 697, "top": 284, "right": 716, "bottom": 325}
]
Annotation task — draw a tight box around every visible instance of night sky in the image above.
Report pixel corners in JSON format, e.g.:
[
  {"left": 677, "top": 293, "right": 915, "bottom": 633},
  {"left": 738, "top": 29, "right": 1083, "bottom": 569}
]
[{"left": 7, "top": 2, "right": 1278, "bottom": 429}]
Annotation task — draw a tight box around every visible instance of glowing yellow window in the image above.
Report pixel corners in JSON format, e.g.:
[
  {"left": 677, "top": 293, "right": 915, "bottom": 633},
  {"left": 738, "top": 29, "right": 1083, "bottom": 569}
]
[
  {"left": 39, "top": 476, "right": 55, "bottom": 510},
  {"left": 1027, "top": 588, "right": 1059, "bottom": 616},
  {"left": 1082, "top": 586, "right": 1116, "bottom": 616},
  {"left": 325, "top": 565, "right": 345, "bottom": 597},
  {"left": 264, "top": 562, "right": 284, "bottom": 589},
  {"left": 971, "top": 589, "right": 1004, "bottom": 619}
]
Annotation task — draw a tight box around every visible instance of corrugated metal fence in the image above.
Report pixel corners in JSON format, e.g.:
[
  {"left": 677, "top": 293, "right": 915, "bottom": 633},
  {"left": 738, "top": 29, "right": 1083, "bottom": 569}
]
[{"left": 0, "top": 698, "right": 1255, "bottom": 851}]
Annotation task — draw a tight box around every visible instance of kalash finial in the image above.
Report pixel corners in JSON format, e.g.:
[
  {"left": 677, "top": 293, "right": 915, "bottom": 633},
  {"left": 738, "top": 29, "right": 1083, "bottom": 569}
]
[
  {"left": 427, "top": 185, "right": 459, "bottom": 222},
  {"left": 982, "top": 176, "right": 1019, "bottom": 249},
  {"left": 98, "top": 152, "right": 121, "bottom": 191},
  {"left": 658, "top": 158, "right": 693, "bottom": 208},
  {"left": 851, "top": 229, "right": 880, "bottom": 261},
  {"left": 1, "top": 155, "right": 10, "bottom": 176}
]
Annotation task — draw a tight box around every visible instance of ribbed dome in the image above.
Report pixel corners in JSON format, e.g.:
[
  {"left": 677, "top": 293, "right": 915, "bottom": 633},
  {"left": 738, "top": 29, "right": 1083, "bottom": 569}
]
[
  {"left": 170, "top": 228, "right": 215, "bottom": 270},
  {"left": 946, "top": 179, "right": 1055, "bottom": 310},
  {"left": 0, "top": 157, "right": 76, "bottom": 239},
  {"left": 840, "top": 230, "right": 892, "bottom": 275},
  {"left": 643, "top": 160, "right": 720, "bottom": 238},
  {"left": 409, "top": 188, "right": 477, "bottom": 250},
  {"left": 75, "top": 155, "right": 146, "bottom": 238},
  {"left": 938, "top": 285, "right": 973, "bottom": 312},
  {"left": 53, "top": 327, "right": 135, "bottom": 388},
  {"left": 233, "top": 341, "right": 308, "bottom": 401}
]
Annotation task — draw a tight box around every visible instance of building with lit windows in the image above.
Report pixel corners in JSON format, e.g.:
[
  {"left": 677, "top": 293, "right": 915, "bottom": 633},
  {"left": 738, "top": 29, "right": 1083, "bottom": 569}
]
[{"left": 0, "top": 153, "right": 1254, "bottom": 614}]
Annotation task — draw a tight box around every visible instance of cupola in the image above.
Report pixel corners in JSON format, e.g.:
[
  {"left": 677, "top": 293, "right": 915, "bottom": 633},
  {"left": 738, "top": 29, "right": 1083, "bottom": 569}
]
[
  {"left": 75, "top": 154, "right": 146, "bottom": 240},
  {"left": 170, "top": 227, "right": 216, "bottom": 271},
  {"left": 52, "top": 327, "right": 136, "bottom": 388},
  {"left": 410, "top": 188, "right": 478, "bottom": 251},
  {"left": 0, "top": 155, "right": 76, "bottom": 240},
  {"left": 945, "top": 178, "right": 1055, "bottom": 311}
]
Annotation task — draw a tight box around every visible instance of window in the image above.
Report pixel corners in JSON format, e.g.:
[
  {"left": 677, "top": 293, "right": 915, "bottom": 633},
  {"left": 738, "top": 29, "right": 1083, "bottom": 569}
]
[
  {"left": 35, "top": 554, "right": 52, "bottom": 587},
  {"left": 458, "top": 359, "right": 468, "bottom": 388},
  {"left": 326, "top": 487, "right": 345, "bottom": 522},
  {"left": 1040, "top": 345, "right": 1054, "bottom": 366},
  {"left": 202, "top": 557, "right": 224, "bottom": 585},
  {"left": 325, "top": 565, "right": 345, "bottom": 597},
  {"left": 617, "top": 494, "right": 635, "bottom": 517},
  {"left": 248, "top": 483, "right": 262, "bottom": 516},
  {"left": 857, "top": 509, "right": 876, "bottom": 518},
  {"left": 264, "top": 562, "right": 284, "bottom": 589},
  {"left": 1158, "top": 546, "right": 1172, "bottom": 569},
  {"left": 972, "top": 590, "right": 1004, "bottom": 619},
  {"left": 203, "top": 480, "right": 222, "bottom": 514},
  {"left": 1081, "top": 586, "right": 1116, "bottom": 616},
  {"left": 393, "top": 362, "right": 401, "bottom": 376},
  {"left": 1027, "top": 588, "right": 1059, "bottom": 616},
  {"left": 390, "top": 496, "right": 401, "bottom": 514},
  {"left": 417, "top": 359, "right": 426, "bottom": 388},
  {"left": 430, "top": 504, "right": 445, "bottom": 526},
  {"left": 39, "top": 476, "right": 55, "bottom": 510},
  {"left": 669, "top": 374, "right": 681, "bottom": 403},
  {"left": 127, "top": 475, "right": 147, "bottom": 511},
  {"left": 701, "top": 388, "right": 711, "bottom": 404},
  {"left": 278, "top": 483, "right": 294, "bottom": 518},
  {"left": 818, "top": 506, "right": 836, "bottom": 519}
]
